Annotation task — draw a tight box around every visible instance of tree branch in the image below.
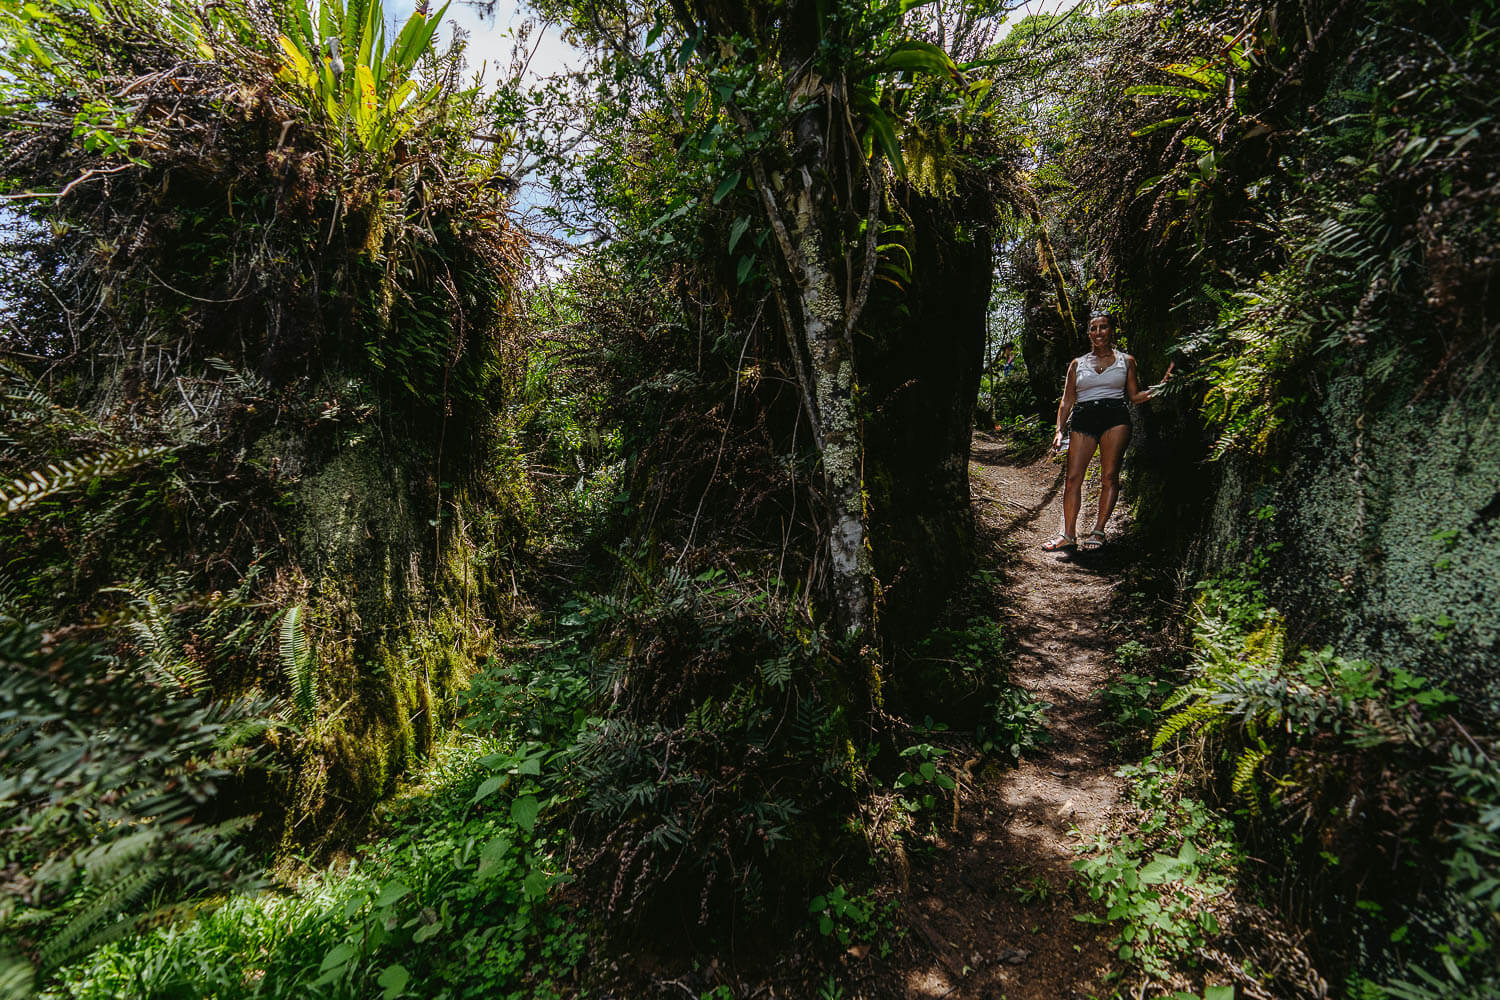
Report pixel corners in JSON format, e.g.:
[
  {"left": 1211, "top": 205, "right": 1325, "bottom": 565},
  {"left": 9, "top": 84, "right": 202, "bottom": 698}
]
[{"left": 844, "top": 166, "right": 884, "bottom": 341}]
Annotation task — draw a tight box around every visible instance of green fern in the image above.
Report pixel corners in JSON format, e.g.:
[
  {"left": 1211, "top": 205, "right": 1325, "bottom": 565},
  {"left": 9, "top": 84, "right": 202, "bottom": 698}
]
[
  {"left": 0, "top": 950, "right": 34, "bottom": 1000},
  {"left": 1231, "top": 745, "right": 1269, "bottom": 799},
  {"left": 1152, "top": 700, "right": 1222, "bottom": 750},
  {"left": 38, "top": 857, "right": 164, "bottom": 971},
  {"left": 2, "top": 620, "right": 273, "bottom": 985},
  {"left": 279, "top": 605, "right": 319, "bottom": 725},
  {"left": 0, "top": 445, "right": 169, "bottom": 515},
  {"left": 204, "top": 356, "right": 269, "bottom": 397},
  {"left": 0, "top": 573, "right": 22, "bottom": 622},
  {"left": 104, "top": 585, "right": 208, "bottom": 694}
]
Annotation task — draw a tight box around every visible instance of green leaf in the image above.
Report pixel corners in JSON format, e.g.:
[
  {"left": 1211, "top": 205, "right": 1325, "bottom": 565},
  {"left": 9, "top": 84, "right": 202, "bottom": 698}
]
[
  {"left": 1138, "top": 855, "right": 1179, "bottom": 885},
  {"left": 863, "top": 105, "right": 905, "bottom": 178},
  {"left": 412, "top": 920, "right": 443, "bottom": 943},
  {"left": 319, "top": 942, "right": 357, "bottom": 974},
  {"left": 676, "top": 30, "right": 698, "bottom": 68},
  {"left": 1125, "top": 84, "right": 1212, "bottom": 100},
  {"left": 874, "top": 40, "right": 960, "bottom": 82},
  {"left": 391, "top": 2, "right": 449, "bottom": 76},
  {"left": 713, "top": 169, "right": 741, "bottom": 204},
  {"left": 728, "top": 217, "right": 750, "bottom": 254},
  {"left": 471, "top": 774, "right": 507, "bottom": 804},
  {"left": 476, "top": 834, "right": 512, "bottom": 879},
  {"left": 1130, "top": 115, "right": 1190, "bottom": 138},
  {"left": 510, "top": 795, "right": 540, "bottom": 832},
  {"left": 1162, "top": 61, "right": 1223, "bottom": 88},
  {"left": 374, "top": 882, "right": 411, "bottom": 908},
  {"left": 523, "top": 868, "right": 551, "bottom": 900},
  {"left": 1204, "top": 987, "right": 1234, "bottom": 1000},
  {"left": 1134, "top": 174, "right": 1166, "bottom": 197},
  {"left": 736, "top": 254, "right": 755, "bottom": 285},
  {"left": 377, "top": 964, "right": 410, "bottom": 999}
]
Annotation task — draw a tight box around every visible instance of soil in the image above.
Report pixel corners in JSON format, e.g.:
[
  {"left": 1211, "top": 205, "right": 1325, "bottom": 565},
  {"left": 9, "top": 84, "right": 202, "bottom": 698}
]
[{"left": 878, "top": 432, "right": 1140, "bottom": 1000}]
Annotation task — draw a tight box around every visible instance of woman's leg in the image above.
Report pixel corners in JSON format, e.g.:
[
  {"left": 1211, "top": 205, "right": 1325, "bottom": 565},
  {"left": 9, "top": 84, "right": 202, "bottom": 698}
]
[
  {"left": 1093, "top": 422, "right": 1132, "bottom": 532},
  {"left": 1062, "top": 430, "right": 1098, "bottom": 539}
]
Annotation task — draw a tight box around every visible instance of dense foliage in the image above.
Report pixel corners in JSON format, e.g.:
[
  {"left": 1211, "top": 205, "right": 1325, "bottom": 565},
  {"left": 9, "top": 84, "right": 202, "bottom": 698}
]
[
  {"left": 0, "top": 0, "right": 541, "bottom": 989},
  {"left": 3, "top": 0, "right": 1498, "bottom": 995}
]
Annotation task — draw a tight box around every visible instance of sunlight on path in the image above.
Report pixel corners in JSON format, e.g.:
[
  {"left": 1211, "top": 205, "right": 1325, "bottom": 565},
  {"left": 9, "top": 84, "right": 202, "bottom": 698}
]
[{"left": 894, "top": 431, "right": 1129, "bottom": 1000}]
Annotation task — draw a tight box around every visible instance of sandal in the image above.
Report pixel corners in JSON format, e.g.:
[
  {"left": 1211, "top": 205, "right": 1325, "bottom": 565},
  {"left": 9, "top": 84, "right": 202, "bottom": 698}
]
[
  {"left": 1080, "top": 531, "right": 1107, "bottom": 552},
  {"left": 1041, "top": 533, "right": 1076, "bottom": 551}
]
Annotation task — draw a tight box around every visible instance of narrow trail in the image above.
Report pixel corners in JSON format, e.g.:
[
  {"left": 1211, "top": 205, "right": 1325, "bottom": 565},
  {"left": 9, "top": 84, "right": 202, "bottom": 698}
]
[{"left": 895, "top": 432, "right": 1138, "bottom": 1000}]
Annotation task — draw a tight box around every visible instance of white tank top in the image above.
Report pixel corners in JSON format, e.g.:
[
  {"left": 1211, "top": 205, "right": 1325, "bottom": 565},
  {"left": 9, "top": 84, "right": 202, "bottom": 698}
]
[{"left": 1074, "top": 351, "right": 1128, "bottom": 403}]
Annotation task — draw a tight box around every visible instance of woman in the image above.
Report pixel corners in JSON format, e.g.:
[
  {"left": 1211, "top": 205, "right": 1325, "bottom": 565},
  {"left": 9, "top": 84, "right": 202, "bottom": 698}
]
[{"left": 1042, "top": 310, "right": 1172, "bottom": 553}]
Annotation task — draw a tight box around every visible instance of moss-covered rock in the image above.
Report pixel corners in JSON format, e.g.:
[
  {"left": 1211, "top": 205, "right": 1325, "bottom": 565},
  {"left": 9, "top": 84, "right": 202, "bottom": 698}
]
[{"left": 1197, "top": 363, "right": 1500, "bottom": 722}]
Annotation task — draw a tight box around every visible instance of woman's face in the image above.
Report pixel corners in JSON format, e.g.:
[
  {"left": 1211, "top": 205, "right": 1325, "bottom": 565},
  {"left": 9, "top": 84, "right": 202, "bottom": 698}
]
[{"left": 1088, "top": 315, "right": 1114, "bottom": 349}]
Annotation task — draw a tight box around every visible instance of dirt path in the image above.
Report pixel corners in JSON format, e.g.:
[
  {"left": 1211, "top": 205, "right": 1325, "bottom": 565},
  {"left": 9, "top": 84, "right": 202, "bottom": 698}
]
[{"left": 894, "top": 432, "right": 1135, "bottom": 1000}]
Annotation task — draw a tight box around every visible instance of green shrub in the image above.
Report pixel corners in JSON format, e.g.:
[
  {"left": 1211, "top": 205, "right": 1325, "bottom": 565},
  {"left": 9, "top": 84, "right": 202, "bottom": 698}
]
[
  {"left": 0, "top": 621, "right": 275, "bottom": 996},
  {"left": 976, "top": 685, "right": 1051, "bottom": 763},
  {"left": 564, "top": 567, "right": 852, "bottom": 932},
  {"left": 1072, "top": 759, "right": 1240, "bottom": 980},
  {"left": 50, "top": 737, "right": 587, "bottom": 1000}
]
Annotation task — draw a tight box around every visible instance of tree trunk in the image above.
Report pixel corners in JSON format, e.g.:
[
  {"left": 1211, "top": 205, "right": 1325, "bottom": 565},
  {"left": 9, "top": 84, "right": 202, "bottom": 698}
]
[
  {"left": 790, "top": 184, "right": 870, "bottom": 640},
  {"left": 862, "top": 190, "right": 990, "bottom": 650},
  {"left": 761, "top": 34, "right": 873, "bottom": 643}
]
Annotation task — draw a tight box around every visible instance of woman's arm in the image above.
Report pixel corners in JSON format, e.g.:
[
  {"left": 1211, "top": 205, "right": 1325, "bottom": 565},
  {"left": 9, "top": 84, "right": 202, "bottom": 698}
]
[
  {"left": 1053, "top": 359, "right": 1078, "bottom": 449},
  {"left": 1126, "top": 356, "right": 1174, "bottom": 404}
]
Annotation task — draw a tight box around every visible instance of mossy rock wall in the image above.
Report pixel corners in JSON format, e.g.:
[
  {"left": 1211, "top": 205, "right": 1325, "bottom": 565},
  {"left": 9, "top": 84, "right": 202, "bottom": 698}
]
[
  {"left": 1196, "top": 364, "right": 1500, "bottom": 721},
  {"left": 2, "top": 358, "right": 517, "bottom": 850},
  {"left": 288, "top": 441, "right": 497, "bottom": 834}
]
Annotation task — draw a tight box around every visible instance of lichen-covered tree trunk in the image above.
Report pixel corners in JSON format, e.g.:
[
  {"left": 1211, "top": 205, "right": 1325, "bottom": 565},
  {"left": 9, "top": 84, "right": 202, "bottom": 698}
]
[
  {"left": 764, "top": 51, "right": 873, "bottom": 643},
  {"left": 791, "top": 189, "right": 871, "bottom": 639}
]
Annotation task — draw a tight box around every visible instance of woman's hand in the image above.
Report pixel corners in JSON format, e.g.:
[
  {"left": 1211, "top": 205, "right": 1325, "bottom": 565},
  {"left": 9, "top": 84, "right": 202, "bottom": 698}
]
[
  {"left": 1051, "top": 429, "right": 1063, "bottom": 452},
  {"left": 1149, "top": 362, "right": 1176, "bottom": 398}
]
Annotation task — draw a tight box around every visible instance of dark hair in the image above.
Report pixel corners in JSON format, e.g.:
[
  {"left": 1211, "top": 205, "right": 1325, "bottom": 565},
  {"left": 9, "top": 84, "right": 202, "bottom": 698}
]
[{"left": 1088, "top": 309, "right": 1118, "bottom": 328}]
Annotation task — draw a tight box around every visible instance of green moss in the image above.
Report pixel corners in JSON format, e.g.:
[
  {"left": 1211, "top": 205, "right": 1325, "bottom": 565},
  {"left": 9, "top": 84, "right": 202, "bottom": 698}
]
[
  {"left": 270, "top": 435, "right": 506, "bottom": 846},
  {"left": 1197, "top": 367, "right": 1500, "bottom": 722}
]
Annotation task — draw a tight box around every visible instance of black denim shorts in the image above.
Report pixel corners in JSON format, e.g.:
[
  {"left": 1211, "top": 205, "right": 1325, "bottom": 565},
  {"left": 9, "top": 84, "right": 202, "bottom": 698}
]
[{"left": 1069, "top": 398, "right": 1131, "bottom": 439}]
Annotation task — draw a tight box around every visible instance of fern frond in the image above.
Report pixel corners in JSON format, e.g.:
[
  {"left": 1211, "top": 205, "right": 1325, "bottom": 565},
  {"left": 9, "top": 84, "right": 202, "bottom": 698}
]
[
  {"left": 0, "top": 572, "right": 23, "bottom": 622},
  {"left": 279, "top": 605, "right": 318, "bottom": 724},
  {"left": 0, "top": 946, "right": 37, "bottom": 1000},
  {"left": 1153, "top": 700, "right": 1221, "bottom": 749},
  {"left": 102, "top": 584, "right": 207, "bottom": 694},
  {"left": 1159, "top": 683, "right": 1205, "bottom": 713},
  {"left": 38, "top": 861, "right": 164, "bottom": 971},
  {"left": 1232, "top": 746, "right": 1269, "bottom": 799},
  {"left": 0, "top": 446, "right": 169, "bottom": 516},
  {"left": 204, "top": 356, "right": 268, "bottom": 397}
]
